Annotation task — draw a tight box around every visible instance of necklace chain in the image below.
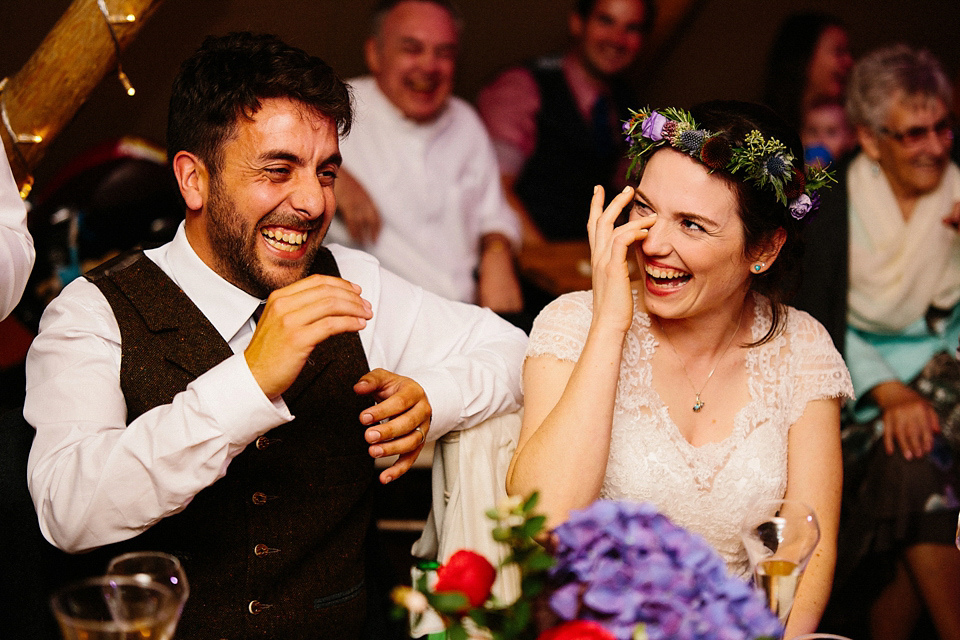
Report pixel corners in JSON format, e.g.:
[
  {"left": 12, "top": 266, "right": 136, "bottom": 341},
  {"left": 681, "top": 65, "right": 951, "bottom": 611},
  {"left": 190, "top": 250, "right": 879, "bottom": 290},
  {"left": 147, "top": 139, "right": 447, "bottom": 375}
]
[{"left": 655, "top": 310, "right": 744, "bottom": 413}]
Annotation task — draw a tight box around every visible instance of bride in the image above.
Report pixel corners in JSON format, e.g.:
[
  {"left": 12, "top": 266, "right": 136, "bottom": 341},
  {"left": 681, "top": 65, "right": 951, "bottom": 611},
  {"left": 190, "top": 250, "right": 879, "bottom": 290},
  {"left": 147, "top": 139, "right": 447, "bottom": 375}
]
[{"left": 507, "top": 100, "right": 852, "bottom": 637}]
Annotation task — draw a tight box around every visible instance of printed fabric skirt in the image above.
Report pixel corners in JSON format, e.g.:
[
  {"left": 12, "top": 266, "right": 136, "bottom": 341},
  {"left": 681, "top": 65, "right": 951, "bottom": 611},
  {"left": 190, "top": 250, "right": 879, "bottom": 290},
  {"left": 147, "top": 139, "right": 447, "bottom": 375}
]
[{"left": 831, "top": 352, "right": 960, "bottom": 609}]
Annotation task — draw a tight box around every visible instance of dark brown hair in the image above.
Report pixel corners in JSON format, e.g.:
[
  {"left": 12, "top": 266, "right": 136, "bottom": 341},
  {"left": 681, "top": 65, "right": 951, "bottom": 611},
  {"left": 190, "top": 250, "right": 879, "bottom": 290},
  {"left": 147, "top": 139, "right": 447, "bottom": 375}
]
[
  {"left": 689, "top": 100, "right": 806, "bottom": 345},
  {"left": 167, "top": 32, "right": 352, "bottom": 177}
]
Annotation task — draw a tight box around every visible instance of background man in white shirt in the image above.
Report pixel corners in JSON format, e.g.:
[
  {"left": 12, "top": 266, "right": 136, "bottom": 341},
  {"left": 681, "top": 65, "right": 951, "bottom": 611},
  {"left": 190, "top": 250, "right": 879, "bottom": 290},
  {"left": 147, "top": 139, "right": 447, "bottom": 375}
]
[
  {"left": 328, "top": 0, "right": 524, "bottom": 315},
  {"left": 25, "top": 32, "right": 525, "bottom": 639}
]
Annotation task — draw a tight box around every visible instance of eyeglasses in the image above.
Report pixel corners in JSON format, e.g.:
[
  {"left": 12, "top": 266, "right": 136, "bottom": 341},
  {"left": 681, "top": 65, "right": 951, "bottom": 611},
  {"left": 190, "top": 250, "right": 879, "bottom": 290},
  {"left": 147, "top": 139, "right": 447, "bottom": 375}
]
[{"left": 879, "top": 118, "right": 954, "bottom": 148}]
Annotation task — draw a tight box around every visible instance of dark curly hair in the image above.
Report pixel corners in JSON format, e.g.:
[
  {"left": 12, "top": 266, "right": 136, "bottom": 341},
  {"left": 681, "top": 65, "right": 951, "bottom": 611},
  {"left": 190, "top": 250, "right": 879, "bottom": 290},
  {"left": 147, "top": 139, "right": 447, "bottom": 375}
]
[
  {"left": 694, "top": 100, "right": 806, "bottom": 345},
  {"left": 166, "top": 32, "right": 352, "bottom": 177}
]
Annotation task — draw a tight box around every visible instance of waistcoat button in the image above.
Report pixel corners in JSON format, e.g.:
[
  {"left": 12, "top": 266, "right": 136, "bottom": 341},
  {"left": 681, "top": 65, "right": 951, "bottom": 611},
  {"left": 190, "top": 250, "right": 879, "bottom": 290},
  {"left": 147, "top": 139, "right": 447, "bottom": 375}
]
[
  {"left": 255, "top": 436, "right": 271, "bottom": 450},
  {"left": 254, "top": 543, "right": 279, "bottom": 556},
  {"left": 252, "top": 492, "right": 267, "bottom": 505},
  {"left": 248, "top": 600, "right": 263, "bottom": 615}
]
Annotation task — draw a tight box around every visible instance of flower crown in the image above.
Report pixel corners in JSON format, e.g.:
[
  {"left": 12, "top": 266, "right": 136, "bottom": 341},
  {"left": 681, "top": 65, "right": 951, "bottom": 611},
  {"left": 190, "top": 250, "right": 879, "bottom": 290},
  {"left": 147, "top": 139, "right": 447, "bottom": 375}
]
[{"left": 622, "top": 106, "right": 835, "bottom": 221}]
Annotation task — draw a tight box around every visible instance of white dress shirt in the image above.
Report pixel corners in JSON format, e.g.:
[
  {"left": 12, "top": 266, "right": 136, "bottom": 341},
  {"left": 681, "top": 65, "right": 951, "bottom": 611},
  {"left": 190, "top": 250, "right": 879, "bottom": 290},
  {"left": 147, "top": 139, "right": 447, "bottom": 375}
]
[
  {"left": 25, "top": 224, "right": 526, "bottom": 552},
  {"left": 328, "top": 76, "right": 521, "bottom": 303},
  {"left": 0, "top": 150, "right": 35, "bottom": 319}
]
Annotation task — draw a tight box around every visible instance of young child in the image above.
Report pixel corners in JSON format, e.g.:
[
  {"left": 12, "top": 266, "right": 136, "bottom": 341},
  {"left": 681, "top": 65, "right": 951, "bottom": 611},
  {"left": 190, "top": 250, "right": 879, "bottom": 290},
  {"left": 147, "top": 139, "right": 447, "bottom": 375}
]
[{"left": 801, "top": 97, "right": 856, "bottom": 166}]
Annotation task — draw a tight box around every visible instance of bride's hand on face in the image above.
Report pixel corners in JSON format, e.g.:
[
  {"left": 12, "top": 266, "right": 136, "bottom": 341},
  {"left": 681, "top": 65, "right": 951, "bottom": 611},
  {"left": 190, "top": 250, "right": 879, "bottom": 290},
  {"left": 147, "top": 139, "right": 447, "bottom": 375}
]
[{"left": 588, "top": 185, "right": 655, "bottom": 334}]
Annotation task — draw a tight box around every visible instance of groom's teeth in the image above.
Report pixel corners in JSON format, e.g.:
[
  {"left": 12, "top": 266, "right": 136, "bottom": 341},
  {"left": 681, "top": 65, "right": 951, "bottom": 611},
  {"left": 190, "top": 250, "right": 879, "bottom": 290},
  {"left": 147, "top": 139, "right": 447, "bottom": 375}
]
[{"left": 262, "top": 229, "right": 308, "bottom": 251}]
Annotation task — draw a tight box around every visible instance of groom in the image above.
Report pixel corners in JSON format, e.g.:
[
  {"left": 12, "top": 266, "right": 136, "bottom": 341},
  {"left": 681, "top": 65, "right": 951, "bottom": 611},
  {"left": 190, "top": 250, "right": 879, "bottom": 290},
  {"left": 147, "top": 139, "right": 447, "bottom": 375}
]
[{"left": 24, "top": 32, "right": 525, "bottom": 638}]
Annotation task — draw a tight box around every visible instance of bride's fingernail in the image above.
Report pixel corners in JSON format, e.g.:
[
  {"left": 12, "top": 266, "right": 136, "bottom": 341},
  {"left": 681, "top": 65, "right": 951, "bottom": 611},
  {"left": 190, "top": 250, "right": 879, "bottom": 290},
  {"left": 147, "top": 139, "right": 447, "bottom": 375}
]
[
  {"left": 594, "top": 185, "right": 600, "bottom": 194},
  {"left": 622, "top": 186, "right": 631, "bottom": 193}
]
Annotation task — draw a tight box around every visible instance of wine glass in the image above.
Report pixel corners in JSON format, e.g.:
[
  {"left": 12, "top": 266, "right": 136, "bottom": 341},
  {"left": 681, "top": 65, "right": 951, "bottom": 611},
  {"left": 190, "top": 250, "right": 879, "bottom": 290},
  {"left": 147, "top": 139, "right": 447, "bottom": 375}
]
[
  {"left": 106, "top": 551, "right": 189, "bottom": 637},
  {"left": 51, "top": 575, "right": 178, "bottom": 639},
  {"left": 740, "top": 499, "right": 820, "bottom": 625}
]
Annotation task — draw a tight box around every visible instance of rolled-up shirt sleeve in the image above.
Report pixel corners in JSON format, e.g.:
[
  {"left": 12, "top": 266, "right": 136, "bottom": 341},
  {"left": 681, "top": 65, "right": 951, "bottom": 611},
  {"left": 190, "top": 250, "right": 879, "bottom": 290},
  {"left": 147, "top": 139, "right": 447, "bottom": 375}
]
[{"left": 25, "top": 278, "right": 291, "bottom": 553}]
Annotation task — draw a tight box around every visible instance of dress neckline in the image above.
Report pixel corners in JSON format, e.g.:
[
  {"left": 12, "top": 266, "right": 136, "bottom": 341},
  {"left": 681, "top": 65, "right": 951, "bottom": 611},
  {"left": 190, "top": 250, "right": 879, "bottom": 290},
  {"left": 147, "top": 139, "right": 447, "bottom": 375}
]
[{"left": 639, "top": 294, "right": 768, "bottom": 453}]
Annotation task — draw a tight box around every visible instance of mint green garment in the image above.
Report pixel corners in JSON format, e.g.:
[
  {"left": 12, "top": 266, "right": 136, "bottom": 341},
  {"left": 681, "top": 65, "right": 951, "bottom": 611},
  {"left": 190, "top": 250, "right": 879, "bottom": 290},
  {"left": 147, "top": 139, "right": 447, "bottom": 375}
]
[{"left": 845, "top": 303, "right": 960, "bottom": 423}]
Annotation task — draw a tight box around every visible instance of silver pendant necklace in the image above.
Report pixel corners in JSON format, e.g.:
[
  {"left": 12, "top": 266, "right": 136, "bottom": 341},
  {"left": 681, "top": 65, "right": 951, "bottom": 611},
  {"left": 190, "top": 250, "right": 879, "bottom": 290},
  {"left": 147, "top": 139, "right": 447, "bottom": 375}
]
[{"left": 655, "top": 310, "right": 744, "bottom": 412}]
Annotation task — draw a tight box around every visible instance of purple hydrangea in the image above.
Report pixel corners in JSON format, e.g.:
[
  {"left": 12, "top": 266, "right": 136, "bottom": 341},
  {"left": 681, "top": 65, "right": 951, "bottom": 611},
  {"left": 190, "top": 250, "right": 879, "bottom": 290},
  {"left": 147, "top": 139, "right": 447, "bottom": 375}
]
[
  {"left": 549, "top": 501, "right": 782, "bottom": 640},
  {"left": 641, "top": 111, "right": 668, "bottom": 141}
]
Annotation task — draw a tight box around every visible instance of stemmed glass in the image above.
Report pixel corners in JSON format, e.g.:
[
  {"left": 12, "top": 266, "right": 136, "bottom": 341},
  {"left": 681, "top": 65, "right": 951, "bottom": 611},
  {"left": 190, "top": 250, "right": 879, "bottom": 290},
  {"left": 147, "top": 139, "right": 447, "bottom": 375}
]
[
  {"left": 51, "top": 575, "right": 178, "bottom": 640},
  {"left": 106, "top": 551, "right": 189, "bottom": 638},
  {"left": 740, "top": 499, "right": 820, "bottom": 626}
]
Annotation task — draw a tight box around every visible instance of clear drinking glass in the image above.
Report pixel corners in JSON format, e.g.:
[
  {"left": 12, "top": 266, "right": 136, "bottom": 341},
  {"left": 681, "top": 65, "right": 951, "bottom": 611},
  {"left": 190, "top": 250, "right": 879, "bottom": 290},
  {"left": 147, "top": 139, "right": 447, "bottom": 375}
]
[
  {"left": 106, "top": 551, "right": 189, "bottom": 638},
  {"left": 740, "top": 499, "right": 821, "bottom": 626},
  {"left": 51, "top": 575, "right": 177, "bottom": 640}
]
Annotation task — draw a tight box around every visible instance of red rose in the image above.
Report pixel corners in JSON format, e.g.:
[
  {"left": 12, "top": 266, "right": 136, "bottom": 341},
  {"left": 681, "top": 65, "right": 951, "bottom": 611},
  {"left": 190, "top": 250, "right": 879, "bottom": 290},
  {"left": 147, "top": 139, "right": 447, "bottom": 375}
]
[
  {"left": 537, "top": 620, "right": 616, "bottom": 640},
  {"left": 433, "top": 550, "right": 496, "bottom": 610}
]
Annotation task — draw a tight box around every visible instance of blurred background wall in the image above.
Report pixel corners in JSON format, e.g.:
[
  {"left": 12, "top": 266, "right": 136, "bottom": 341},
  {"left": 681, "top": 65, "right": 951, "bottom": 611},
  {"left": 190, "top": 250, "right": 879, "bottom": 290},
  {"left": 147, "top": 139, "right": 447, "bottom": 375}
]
[{"left": 0, "top": 0, "right": 957, "bottom": 188}]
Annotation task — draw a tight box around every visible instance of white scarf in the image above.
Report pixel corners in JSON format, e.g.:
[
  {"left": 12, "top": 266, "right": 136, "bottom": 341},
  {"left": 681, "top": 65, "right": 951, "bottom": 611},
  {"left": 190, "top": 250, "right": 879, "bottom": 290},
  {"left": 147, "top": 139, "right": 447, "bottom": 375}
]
[{"left": 847, "top": 152, "right": 960, "bottom": 333}]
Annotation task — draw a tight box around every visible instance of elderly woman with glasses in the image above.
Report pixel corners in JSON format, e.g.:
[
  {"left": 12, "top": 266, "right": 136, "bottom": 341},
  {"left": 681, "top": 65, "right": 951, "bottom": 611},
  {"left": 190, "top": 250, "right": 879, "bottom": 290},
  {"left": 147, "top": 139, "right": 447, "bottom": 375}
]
[{"left": 795, "top": 44, "right": 960, "bottom": 639}]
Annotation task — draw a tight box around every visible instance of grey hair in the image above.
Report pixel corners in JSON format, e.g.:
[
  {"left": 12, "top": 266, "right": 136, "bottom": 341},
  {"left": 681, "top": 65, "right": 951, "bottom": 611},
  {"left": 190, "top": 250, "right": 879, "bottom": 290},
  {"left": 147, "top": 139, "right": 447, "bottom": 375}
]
[
  {"left": 846, "top": 44, "right": 953, "bottom": 131},
  {"left": 370, "top": 0, "right": 463, "bottom": 40}
]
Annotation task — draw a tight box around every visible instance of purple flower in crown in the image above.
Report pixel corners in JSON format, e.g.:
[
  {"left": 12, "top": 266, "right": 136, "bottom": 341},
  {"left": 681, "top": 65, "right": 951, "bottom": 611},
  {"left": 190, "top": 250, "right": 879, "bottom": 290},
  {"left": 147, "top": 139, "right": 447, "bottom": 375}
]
[
  {"left": 641, "top": 111, "right": 668, "bottom": 141},
  {"left": 789, "top": 193, "right": 814, "bottom": 220}
]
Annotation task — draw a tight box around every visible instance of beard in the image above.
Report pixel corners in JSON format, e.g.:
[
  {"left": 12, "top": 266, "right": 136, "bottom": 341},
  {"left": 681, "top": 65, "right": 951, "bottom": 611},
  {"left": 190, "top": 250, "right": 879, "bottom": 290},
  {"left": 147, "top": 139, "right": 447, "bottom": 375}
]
[{"left": 205, "top": 178, "right": 324, "bottom": 298}]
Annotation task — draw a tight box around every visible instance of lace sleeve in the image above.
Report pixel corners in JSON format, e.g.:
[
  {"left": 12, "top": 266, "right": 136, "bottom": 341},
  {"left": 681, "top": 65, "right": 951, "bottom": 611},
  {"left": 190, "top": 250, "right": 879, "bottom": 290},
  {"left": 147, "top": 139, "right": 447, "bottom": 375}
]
[
  {"left": 525, "top": 291, "right": 593, "bottom": 363},
  {"left": 787, "top": 308, "right": 855, "bottom": 418}
]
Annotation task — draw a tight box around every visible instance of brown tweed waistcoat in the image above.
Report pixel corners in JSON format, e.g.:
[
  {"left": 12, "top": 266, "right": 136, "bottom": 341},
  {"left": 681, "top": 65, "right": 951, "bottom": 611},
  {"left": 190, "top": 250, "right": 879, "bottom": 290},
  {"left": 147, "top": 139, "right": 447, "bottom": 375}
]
[{"left": 81, "top": 247, "right": 375, "bottom": 640}]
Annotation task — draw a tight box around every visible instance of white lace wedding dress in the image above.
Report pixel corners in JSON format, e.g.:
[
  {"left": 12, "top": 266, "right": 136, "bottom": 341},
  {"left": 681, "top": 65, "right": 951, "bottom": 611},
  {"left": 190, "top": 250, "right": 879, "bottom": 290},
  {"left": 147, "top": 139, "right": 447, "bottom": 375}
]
[{"left": 526, "top": 291, "right": 853, "bottom": 577}]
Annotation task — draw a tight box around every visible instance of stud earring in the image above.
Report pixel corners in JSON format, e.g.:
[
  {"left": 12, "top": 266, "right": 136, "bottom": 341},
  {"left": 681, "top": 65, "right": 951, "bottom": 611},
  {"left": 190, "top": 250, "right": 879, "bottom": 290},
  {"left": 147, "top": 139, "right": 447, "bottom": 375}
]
[{"left": 753, "top": 262, "right": 765, "bottom": 273}]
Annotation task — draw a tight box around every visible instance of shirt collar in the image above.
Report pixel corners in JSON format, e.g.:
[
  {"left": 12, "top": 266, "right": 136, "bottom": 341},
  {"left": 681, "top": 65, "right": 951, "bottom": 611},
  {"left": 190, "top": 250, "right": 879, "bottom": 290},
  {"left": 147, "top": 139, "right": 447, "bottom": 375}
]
[{"left": 160, "top": 223, "right": 263, "bottom": 342}]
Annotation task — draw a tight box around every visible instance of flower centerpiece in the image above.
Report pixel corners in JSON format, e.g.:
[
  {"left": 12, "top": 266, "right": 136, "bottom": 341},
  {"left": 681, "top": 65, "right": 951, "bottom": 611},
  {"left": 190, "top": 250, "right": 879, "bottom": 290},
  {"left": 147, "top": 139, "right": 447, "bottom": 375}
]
[{"left": 393, "top": 494, "right": 783, "bottom": 640}]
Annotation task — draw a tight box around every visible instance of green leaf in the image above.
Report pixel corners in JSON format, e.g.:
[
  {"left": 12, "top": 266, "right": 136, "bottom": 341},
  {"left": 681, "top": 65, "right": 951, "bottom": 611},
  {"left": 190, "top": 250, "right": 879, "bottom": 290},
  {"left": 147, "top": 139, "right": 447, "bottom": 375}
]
[
  {"left": 415, "top": 573, "right": 430, "bottom": 592},
  {"left": 427, "top": 591, "right": 469, "bottom": 613},
  {"left": 521, "top": 515, "right": 547, "bottom": 537},
  {"left": 492, "top": 527, "right": 511, "bottom": 542},
  {"left": 525, "top": 550, "right": 555, "bottom": 571},
  {"left": 448, "top": 623, "right": 470, "bottom": 640},
  {"left": 469, "top": 608, "right": 489, "bottom": 626},
  {"left": 521, "top": 491, "right": 540, "bottom": 514}
]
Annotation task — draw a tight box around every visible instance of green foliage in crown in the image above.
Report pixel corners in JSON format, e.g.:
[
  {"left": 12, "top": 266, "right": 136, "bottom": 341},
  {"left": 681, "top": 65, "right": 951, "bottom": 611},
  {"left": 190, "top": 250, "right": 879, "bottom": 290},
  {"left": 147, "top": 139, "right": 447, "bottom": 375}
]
[{"left": 623, "top": 106, "right": 835, "bottom": 221}]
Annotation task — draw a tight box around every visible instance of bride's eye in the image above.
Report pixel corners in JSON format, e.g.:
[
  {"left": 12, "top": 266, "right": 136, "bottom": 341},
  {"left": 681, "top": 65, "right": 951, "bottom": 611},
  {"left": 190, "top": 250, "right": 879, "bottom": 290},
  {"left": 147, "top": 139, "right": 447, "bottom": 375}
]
[
  {"left": 632, "top": 199, "right": 654, "bottom": 217},
  {"left": 680, "top": 218, "right": 705, "bottom": 232}
]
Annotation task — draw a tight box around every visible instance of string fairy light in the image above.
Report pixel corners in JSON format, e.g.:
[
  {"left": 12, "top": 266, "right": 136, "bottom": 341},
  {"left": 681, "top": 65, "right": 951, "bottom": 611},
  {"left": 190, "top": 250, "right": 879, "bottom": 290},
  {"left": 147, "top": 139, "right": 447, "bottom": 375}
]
[
  {"left": 0, "top": 2, "right": 142, "bottom": 198},
  {"left": 97, "top": 0, "right": 138, "bottom": 96},
  {"left": 0, "top": 77, "right": 38, "bottom": 198}
]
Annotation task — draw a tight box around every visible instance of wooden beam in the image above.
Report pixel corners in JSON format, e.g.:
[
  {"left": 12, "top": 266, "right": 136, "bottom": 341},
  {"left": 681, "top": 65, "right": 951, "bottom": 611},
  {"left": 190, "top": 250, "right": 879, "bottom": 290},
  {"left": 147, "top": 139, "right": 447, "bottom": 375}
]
[{"left": 1, "top": 0, "right": 164, "bottom": 197}]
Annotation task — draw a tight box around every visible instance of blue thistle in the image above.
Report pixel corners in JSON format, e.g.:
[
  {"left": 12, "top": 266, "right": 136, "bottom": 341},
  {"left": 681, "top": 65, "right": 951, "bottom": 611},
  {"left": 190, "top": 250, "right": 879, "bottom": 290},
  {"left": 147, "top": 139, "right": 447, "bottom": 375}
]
[
  {"left": 764, "top": 153, "right": 790, "bottom": 178},
  {"left": 679, "top": 129, "right": 706, "bottom": 153}
]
